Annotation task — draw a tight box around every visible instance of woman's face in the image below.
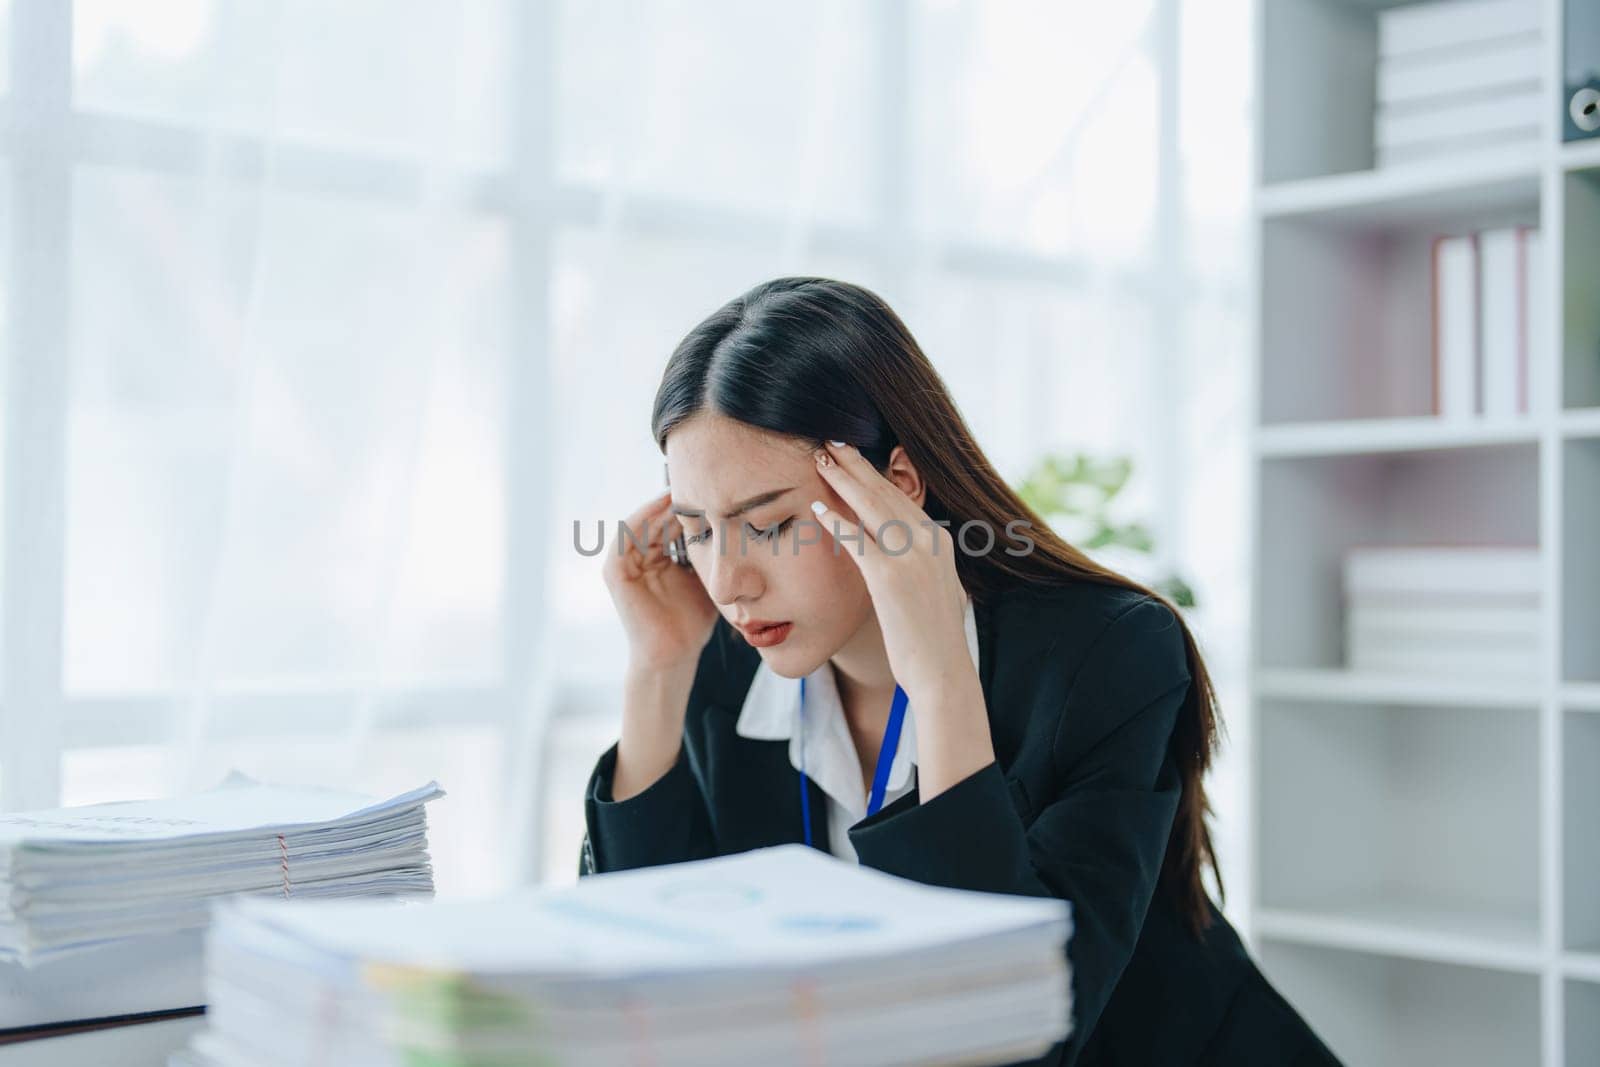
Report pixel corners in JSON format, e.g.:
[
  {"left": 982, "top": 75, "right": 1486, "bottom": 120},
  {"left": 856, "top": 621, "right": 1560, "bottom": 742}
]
[{"left": 664, "top": 413, "right": 875, "bottom": 678}]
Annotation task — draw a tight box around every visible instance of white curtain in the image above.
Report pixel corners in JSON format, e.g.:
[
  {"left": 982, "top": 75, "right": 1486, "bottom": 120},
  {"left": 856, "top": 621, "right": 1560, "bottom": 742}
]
[{"left": 0, "top": 0, "right": 1253, "bottom": 905}]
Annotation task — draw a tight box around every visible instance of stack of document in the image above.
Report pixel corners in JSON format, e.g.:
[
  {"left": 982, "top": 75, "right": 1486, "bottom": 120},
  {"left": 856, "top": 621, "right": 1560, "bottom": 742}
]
[
  {"left": 1344, "top": 546, "right": 1541, "bottom": 680},
  {"left": 178, "top": 844, "right": 1074, "bottom": 1067},
  {"left": 1375, "top": 0, "right": 1542, "bottom": 167},
  {"left": 0, "top": 775, "right": 443, "bottom": 1031}
]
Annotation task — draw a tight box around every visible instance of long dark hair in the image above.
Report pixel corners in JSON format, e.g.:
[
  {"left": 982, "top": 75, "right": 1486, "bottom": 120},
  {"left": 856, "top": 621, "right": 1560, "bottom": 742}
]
[{"left": 651, "top": 276, "right": 1224, "bottom": 935}]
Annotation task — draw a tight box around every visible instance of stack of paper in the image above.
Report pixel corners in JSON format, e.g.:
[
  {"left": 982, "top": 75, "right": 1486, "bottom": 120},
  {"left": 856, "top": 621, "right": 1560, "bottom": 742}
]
[
  {"left": 1375, "top": 0, "right": 1542, "bottom": 167},
  {"left": 177, "top": 844, "right": 1074, "bottom": 1067},
  {"left": 1344, "top": 546, "right": 1541, "bottom": 679},
  {"left": 0, "top": 775, "right": 443, "bottom": 1031}
]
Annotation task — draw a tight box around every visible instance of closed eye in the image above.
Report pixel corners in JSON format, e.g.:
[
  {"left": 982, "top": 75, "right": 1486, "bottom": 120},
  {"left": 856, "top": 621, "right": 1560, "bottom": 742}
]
[{"left": 747, "top": 516, "right": 795, "bottom": 543}]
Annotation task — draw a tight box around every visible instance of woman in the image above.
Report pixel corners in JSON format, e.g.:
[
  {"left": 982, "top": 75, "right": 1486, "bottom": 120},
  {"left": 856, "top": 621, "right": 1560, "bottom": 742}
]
[{"left": 578, "top": 277, "right": 1339, "bottom": 1066}]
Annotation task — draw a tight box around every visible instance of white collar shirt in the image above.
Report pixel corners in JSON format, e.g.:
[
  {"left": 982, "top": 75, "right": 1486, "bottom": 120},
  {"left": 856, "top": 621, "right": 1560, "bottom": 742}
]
[{"left": 733, "top": 593, "right": 981, "bottom": 863}]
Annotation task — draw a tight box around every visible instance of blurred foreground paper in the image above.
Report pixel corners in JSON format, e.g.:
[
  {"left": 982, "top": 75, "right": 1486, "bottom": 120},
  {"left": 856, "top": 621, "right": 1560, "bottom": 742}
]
[
  {"left": 181, "top": 843, "right": 1073, "bottom": 1067},
  {"left": 0, "top": 776, "right": 443, "bottom": 1031}
]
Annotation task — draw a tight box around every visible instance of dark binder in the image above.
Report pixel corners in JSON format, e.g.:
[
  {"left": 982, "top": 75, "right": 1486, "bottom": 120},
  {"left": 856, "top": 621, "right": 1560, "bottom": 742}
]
[{"left": 1567, "top": 0, "right": 1600, "bottom": 140}]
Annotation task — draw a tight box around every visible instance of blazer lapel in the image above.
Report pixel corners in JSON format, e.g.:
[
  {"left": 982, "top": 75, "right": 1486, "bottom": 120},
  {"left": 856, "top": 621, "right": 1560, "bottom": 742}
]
[{"left": 698, "top": 707, "right": 833, "bottom": 854}]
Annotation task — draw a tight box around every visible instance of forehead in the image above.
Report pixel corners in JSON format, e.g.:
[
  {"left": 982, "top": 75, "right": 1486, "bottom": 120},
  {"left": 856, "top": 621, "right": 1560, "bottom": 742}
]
[{"left": 664, "top": 414, "right": 812, "bottom": 508}]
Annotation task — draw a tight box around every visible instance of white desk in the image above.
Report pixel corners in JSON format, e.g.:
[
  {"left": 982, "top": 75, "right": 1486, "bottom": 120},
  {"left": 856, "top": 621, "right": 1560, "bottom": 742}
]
[{"left": 0, "top": 1016, "right": 204, "bottom": 1067}]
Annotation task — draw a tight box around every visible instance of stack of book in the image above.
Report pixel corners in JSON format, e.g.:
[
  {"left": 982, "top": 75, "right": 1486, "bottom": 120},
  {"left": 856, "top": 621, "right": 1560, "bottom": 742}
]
[
  {"left": 1375, "top": 0, "right": 1542, "bottom": 168},
  {"left": 1344, "top": 547, "right": 1541, "bottom": 680},
  {"left": 1432, "top": 226, "right": 1543, "bottom": 419},
  {"left": 0, "top": 774, "right": 443, "bottom": 1035},
  {"left": 176, "top": 844, "right": 1075, "bottom": 1067}
]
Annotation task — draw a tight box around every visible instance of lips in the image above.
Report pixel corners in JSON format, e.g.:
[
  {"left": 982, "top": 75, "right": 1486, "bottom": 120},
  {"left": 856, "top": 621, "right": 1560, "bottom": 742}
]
[{"left": 735, "top": 619, "right": 794, "bottom": 648}]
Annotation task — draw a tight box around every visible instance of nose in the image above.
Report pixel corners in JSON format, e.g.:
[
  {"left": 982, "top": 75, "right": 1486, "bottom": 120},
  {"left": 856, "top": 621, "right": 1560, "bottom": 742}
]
[{"left": 701, "top": 533, "right": 763, "bottom": 607}]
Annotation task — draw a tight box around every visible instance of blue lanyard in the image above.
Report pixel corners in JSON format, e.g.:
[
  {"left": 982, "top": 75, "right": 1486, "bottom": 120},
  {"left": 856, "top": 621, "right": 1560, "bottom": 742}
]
[{"left": 796, "top": 675, "right": 910, "bottom": 849}]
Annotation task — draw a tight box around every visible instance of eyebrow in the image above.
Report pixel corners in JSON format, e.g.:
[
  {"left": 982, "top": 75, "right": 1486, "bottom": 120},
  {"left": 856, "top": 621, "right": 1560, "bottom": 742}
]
[{"left": 670, "top": 487, "right": 795, "bottom": 520}]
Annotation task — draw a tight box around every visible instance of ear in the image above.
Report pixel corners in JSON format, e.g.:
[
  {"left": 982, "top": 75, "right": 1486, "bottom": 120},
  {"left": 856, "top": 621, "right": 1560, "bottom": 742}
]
[{"left": 882, "top": 445, "right": 927, "bottom": 508}]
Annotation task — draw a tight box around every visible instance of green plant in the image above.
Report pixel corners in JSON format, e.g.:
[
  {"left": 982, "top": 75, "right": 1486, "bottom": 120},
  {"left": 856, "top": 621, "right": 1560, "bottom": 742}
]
[{"left": 1014, "top": 451, "right": 1197, "bottom": 608}]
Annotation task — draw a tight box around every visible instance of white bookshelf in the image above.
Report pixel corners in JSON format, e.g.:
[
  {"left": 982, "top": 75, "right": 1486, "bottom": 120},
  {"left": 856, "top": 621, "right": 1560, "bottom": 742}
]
[{"left": 1248, "top": 0, "right": 1599, "bottom": 1063}]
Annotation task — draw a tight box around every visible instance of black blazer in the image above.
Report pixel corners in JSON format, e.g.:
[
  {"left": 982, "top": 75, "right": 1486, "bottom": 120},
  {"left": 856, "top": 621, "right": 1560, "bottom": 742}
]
[{"left": 579, "top": 581, "right": 1341, "bottom": 1067}]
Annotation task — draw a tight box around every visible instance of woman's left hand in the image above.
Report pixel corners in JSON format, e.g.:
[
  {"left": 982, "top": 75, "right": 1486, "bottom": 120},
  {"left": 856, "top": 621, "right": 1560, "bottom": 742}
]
[{"left": 807, "top": 441, "right": 979, "bottom": 711}]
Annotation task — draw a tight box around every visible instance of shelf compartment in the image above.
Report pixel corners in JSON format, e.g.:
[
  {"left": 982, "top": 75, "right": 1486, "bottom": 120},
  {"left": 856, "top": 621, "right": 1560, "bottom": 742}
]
[
  {"left": 1257, "top": 941, "right": 1540, "bottom": 1067},
  {"left": 1258, "top": 444, "right": 1539, "bottom": 671},
  {"left": 1570, "top": 980, "right": 1600, "bottom": 1067},
  {"left": 1258, "top": 700, "right": 1540, "bottom": 943},
  {"left": 1567, "top": 169, "right": 1600, "bottom": 411},
  {"left": 1565, "top": 440, "right": 1600, "bottom": 683},
  {"left": 1566, "top": 714, "right": 1600, "bottom": 952},
  {"left": 1260, "top": 0, "right": 1544, "bottom": 187},
  {"left": 1260, "top": 200, "right": 1540, "bottom": 426}
]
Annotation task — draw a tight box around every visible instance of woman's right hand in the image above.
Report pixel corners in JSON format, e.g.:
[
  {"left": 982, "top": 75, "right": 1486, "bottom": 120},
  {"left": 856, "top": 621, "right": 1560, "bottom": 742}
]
[{"left": 602, "top": 488, "right": 720, "bottom": 675}]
